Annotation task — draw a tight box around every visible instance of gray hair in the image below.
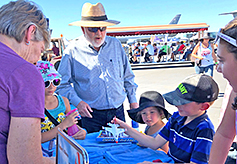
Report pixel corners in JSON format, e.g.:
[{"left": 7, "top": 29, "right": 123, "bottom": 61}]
[{"left": 0, "top": 0, "right": 50, "bottom": 48}]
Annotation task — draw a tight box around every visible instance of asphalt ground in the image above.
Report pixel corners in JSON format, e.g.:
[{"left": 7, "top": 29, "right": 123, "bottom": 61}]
[{"left": 123, "top": 63, "right": 228, "bottom": 132}]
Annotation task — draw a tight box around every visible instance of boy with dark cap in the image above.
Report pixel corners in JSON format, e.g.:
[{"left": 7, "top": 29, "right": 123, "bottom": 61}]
[{"left": 113, "top": 74, "right": 219, "bottom": 164}]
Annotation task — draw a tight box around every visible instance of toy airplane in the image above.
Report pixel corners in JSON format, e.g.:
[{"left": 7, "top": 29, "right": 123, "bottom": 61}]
[{"left": 102, "top": 123, "right": 125, "bottom": 143}]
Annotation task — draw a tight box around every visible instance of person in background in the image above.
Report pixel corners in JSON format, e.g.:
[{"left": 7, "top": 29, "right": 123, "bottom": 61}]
[
  {"left": 182, "top": 40, "right": 195, "bottom": 61},
  {"left": 128, "top": 45, "right": 133, "bottom": 61},
  {"left": 209, "top": 17, "right": 237, "bottom": 164},
  {"left": 0, "top": 0, "right": 53, "bottom": 163},
  {"left": 156, "top": 42, "right": 162, "bottom": 54},
  {"left": 178, "top": 41, "right": 186, "bottom": 54},
  {"left": 36, "top": 61, "right": 86, "bottom": 156},
  {"left": 194, "top": 39, "right": 199, "bottom": 45},
  {"left": 114, "top": 74, "right": 219, "bottom": 164},
  {"left": 191, "top": 33, "right": 218, "bottom": 77},
  {"left": 144, "top": 41, "right": 154, "bottom": 62},
  {"left": 153, "top": 43, "right": 158, "bottom": 56},
  {"left": 51, "top": 42, "right": 59, "bottom": 56},
  {"left": 56, "top": 2, "right": 138, "bottom": 133},
  {"left": 157, "top": 43, "right": 170, "bottom": 62},
  {"left": 135, "top": 42, "right": 144, "bottom": 57},
  {"left": 131, "top": 43, "right": 136, "bottom": 52},
  {"left": 128, "top": 91, "right": 171, "bottom": 153},
  {"left": 132, "top": 47, "right": 140, "bottom": 63},
  {"left": 169, "top": 41, "right": 180, "bottom": 61}
]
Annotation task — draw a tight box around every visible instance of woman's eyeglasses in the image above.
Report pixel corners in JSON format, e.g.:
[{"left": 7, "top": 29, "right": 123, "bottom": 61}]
[
  {"left": 45, "top": 79, "right": 61, "bottom": 88},
  {"left": 214, "top": 28, "right": 237, "bottom": 47},
  {"left": 88, "top": 27, "right": 106, "bottom": 33}
]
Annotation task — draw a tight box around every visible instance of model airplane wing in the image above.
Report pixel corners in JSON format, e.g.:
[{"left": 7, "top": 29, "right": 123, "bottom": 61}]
[{"left": 103, "top": 123, "right": 126, "bottom": 143}]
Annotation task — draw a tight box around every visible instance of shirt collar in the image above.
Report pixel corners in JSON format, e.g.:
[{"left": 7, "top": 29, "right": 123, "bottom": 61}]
[{"left": 176, "top": 111, "right": 208, "bottom": 130}]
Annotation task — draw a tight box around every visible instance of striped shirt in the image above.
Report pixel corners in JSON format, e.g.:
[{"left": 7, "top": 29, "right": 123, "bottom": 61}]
[
  {"left": 56, "top": 35, "right": 137, "bottom": 109},
  {"left": 159, "top": 111, "right": 215, "bottom": 164}
]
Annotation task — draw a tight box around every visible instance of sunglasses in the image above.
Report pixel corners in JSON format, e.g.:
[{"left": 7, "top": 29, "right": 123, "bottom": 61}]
[
  {"left": 214, "top": 28, "right": 237, "bottom": 47},
  {"left": 88, "top": 27, "right": 106, "bottom": 33},
  {"left": 45, "top": 79, "right": 61, "bottom": 88}
]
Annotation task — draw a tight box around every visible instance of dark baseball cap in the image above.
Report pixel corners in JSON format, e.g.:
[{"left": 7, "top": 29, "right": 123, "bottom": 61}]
[{"left": 163, "top": 74, "right": 219, "bottom": 106}]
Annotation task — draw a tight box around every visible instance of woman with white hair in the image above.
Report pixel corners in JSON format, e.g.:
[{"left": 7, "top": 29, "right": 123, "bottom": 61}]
[{"left": 0, "top": 0, "right": 53, "bottom": 163}]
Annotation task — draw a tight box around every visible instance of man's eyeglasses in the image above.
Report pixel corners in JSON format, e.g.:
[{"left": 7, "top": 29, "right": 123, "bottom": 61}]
[
  {"left": 214, "top": 28, "right": 237, "bottom": 47},
  {"left": 88, "top": 27, "right": 106, "bottom": 33},
  {"left": 45, "top": 79, "right": 61, "bottom": 88}
]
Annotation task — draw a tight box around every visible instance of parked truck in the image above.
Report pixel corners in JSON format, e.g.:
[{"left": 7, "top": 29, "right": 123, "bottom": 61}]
[{"left": 43, "top": 37, "right": 66, "bottom": 70}]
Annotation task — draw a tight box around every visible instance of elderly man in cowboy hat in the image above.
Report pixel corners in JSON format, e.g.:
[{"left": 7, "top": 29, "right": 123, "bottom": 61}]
[{"left": 56, "top": 2, "right": 139, "bottom": 133}]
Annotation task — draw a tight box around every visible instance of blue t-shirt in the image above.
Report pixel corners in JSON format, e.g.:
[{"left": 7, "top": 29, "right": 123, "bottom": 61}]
[
  {"left": 159, "top": 111, "right": 215, "bottom": 164},
  {"left": 144, "top": 126, "right": 163, "bottom": 138}
]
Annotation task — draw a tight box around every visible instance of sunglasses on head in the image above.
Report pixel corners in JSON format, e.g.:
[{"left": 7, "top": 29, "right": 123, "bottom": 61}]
[
  {"left": 87, "top": 27, "right": 106, "bottom": 33},
  {"left": 45, "top": 79, "right": 61, "bottom": 88},
  {"left": 214, "top": 28, "right": 237, "bottom": 47}
]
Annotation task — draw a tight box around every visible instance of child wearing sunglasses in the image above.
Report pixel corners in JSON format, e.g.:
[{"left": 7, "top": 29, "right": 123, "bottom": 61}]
[{"left": 36, "top": 61, "right": 86, "bottom": 156}]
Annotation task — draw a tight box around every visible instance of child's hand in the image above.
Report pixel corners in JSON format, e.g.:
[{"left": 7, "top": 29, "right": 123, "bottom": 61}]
[
  {"left": 112, "top": 117, "right": 129, "bottom": 129},
  {"left": 72, "top": 126, "right": 87, "bottom": 140},
  {"left": 62, "top": 111, "right": 78, "bottom": 129}
]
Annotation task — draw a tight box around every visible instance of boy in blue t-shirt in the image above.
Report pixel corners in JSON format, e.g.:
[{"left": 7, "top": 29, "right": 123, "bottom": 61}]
[{"left": 114, "top": 74, "right": 219, "bottom": 164}]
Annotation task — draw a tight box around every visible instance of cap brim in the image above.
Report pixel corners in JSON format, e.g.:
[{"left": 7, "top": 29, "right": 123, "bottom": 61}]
[
  {"left": 127, "top": 102, "right": 171, "bottom": 124},
  {"left": 163, "top": 90, "right": 193, "bottom": 106},
  {"left": 69, "top": 20, "right": 120, "bottom": 27}
]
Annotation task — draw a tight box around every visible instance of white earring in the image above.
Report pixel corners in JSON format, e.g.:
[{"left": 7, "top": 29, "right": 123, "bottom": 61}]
[{"left": 26, "top": 41, "right": 30, "bottom": 45}]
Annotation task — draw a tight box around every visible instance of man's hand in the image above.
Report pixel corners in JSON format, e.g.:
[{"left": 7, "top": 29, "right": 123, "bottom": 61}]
[
  {"left": 77, "top": 101, "right": 93, "bottom": 118},
  {"left": 130, "top": 102, "right": 139, "bottom": 109}
]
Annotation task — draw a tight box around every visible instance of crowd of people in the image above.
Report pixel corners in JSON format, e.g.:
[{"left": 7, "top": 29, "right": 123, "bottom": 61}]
[
  {"left": 128, "top": 38, "right": 210, "bottom": 64},
  {"left": 1, "top": 0, "right": 237, "bottom": 164}
]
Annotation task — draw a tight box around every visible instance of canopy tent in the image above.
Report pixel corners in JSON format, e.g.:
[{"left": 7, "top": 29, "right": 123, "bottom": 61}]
[{"left": 106, "top": 23, "right": 209, "bottom": 37}]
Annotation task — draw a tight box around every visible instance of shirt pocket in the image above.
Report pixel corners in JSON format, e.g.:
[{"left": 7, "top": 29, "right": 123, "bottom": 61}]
[{"left": 107, "top": 57, "right": 123, "bottom": 80}]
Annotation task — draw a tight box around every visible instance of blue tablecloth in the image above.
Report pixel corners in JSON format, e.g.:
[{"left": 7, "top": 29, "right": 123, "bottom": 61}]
[{"left": 75, "top": 132, "right": 174, "bottom": 164}]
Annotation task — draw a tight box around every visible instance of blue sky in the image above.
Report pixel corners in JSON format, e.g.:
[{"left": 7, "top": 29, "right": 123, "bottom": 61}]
[{"left": 0, "top": 0, "right": 237, "bottom": 40}]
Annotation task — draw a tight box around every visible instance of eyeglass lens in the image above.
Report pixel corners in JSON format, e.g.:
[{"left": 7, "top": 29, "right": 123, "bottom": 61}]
[{"left": 88, "top": 27, "right": 106, "bottom": 33}]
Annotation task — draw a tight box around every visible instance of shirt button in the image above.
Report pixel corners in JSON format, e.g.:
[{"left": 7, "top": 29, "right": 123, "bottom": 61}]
[{"left": 180, "top": 132, "right": 182, "bottom": 134}]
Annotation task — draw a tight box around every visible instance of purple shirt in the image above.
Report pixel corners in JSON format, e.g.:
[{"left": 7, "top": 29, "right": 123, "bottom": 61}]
[{"left": 0, "top": 42, "right": 45, "bottom": 163}]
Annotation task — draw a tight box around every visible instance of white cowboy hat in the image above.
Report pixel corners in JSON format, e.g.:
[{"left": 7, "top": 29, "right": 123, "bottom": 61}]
[
  {"left": 199, "top": 33, "right": 214, "bottom": 41},
  {"left": 69, "top": 2, "right": 120, "bottom": 27}
]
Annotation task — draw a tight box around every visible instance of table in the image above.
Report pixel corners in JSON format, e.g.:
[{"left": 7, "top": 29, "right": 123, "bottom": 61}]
[{"left": 75, "top": 132, "right": 174, "bottom": 164}]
